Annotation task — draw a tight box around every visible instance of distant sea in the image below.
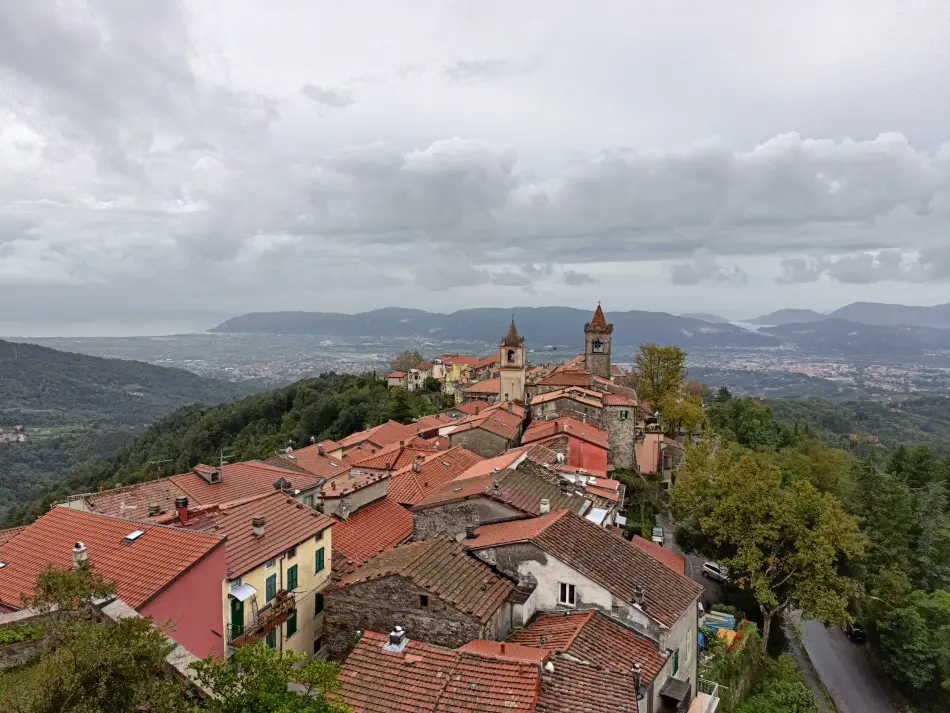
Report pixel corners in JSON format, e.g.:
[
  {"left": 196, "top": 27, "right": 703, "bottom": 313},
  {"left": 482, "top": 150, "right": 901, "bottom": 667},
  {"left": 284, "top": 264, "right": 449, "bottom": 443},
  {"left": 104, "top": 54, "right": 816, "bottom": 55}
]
[{"left": 0, "top": 320, "right": 217, "bottom": 339}]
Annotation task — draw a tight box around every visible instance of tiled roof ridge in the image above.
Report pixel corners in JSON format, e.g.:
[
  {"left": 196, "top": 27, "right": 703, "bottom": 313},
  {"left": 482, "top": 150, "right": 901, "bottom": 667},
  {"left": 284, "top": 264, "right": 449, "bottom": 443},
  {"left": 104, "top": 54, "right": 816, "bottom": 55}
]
[
  {"left": 60, "top": 506, "right": 227, "bottom": 540},
  {"left": 563, "top": 609, "right": 596, "bottom": 650}
]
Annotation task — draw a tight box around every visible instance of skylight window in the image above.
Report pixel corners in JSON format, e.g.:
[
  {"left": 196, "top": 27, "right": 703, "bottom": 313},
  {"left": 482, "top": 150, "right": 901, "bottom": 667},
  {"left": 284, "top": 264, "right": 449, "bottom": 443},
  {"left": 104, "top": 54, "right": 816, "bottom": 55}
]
[
  {"left": 123, "top": 530, "right": 145, "bottom": 544},
  {"left": 0, "top": 562, "right": 7, "bottom": 568}
]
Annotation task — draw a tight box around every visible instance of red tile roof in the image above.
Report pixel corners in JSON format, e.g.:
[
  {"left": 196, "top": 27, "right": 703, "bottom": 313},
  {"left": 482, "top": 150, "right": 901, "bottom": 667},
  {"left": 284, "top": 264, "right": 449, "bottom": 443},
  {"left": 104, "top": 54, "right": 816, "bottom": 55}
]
[
  {"left": 0, "top": 526, "right": 27, "bottom": 546},
  {"left": 340, "top": 631, "right": 541, "bottom": 713},
  {"left": 348, "top": 436, "right": 444, "bottom": 472},
  {"left": 508, "top": 611, "right": 665, "bottom": 683},
  {"left": 456, "top": 401, "right": 489, "bottom": 416},
  {"left": 171, "top": 491, "right": 334, "bottom": 579},
  {"left": 473, "top": 354, "right": 500, "bottom": 369},
  {"left": 467, "top": 512, "right": 703, "bottom": 627},
  {"left": 537, "top": 658, "right": 638, "bottom": 713},
  {"left": 334, "top": 538, "right": 514, "bottom": 625},
  {"left": 387, "top": 370, "right": 407, "bottom": 378},
  {"left": 464, "top": 378, "right": 501, "bottom": 396},
  {"left": 331, "top": 499, "right": 414, "bottom": 572},
  {"left": 535, "top": 372, "right": 594, "bottom": 388},
  {"left": 412, "top": 413, "right": 461, "bottom": 434},
  {"left": 68, "top": 478, "right": 192, "bottom": 518},
  {"left": 169, "top": 460, "right": 321, "bottom": 506},
  {"left": 603, "top": 393, "right": 637, "bottom": 407},
  {"left": 439, "top": 354, "right": 480, "bottom": 367},
  {"left": 589, "top": 304, "right": 608, "bottom": 328},
  {"left": 451, "top": 407, "right": 523, "bottom": 441},
  {"left": 339, "top": 420, "right": 419, "bottom": 451},
  {"left": 387, "top": 447, "right": 485, "bottom": 506},
  {"left": 0, "top": 508, "right": 224, "bottom": 609},
  {"left": 322, "top": 471, "right": 389, "bottom": 498},
  {"left": 285, "top": 445, "right": 351, "bottom": 478},
  {"left": 457, "top": 640, "right": 550, "bottom": 664},
  {"left": 631, "top": 535, "right": 686, "bottom": 575},
  {"left": 522, "top": 419, "right": 609, "bottom": 450}
]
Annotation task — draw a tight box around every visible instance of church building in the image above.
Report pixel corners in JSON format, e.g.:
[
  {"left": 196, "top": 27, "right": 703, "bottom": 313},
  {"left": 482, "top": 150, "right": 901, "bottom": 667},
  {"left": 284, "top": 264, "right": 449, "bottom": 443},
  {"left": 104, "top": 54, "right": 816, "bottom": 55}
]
[
  {"left": 584, "top": 303, "right": 613, "bottom": 379},
  {"left": 498, "top": 318, "right": 526, "bottom": 402}
]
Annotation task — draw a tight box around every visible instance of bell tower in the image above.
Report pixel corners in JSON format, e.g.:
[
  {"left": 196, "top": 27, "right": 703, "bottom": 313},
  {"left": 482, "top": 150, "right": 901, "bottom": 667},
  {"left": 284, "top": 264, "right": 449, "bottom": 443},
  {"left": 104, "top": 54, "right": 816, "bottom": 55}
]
[
  {"left": 499, "top": 317, "right": 526, "bottom": 402},
  {"left": 584, "top": 303, "right": 613, "bottom": 379}
]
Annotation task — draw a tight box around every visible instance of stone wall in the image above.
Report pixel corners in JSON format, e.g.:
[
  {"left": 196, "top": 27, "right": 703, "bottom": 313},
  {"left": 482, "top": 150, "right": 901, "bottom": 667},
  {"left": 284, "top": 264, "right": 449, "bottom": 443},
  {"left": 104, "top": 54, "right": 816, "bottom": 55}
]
[
  {"left": 324, "top": 574, "right": 503, "bottom": 660},
  {"left": 414, "top": 498, "right": 526, "bottom": 540},
  {"left": 0, "top": 634, "right": 46, "bottom": 670},
  {"left": 604, "top": 405, "right": 637, "bottom": 469},
  {"left": 531, "top": 399, "right": 603, "bottom": 423},
  {"left": 448, "top": 428, "right": 510, "bottom": 458}
]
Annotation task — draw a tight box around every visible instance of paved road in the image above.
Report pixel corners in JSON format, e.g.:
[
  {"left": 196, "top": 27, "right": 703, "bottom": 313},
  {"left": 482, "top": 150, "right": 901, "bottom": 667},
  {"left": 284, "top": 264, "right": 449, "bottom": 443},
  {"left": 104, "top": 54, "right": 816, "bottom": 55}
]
[{"left": 799, "top": 618, "right": 899, "bottom": 713}]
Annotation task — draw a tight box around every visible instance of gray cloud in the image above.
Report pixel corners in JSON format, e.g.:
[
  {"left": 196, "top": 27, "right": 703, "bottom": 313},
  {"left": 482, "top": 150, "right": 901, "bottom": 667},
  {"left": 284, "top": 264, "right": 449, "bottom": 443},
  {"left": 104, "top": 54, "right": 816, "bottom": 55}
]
[
  {"left": 563, "top": 270, "right": 595, "bottom": 286},
  {"left": 302, "top": 84, "right": 354, "bottom": 108},
  {"left": 3, "top": 0, "right": 950, "bottom": 325}
]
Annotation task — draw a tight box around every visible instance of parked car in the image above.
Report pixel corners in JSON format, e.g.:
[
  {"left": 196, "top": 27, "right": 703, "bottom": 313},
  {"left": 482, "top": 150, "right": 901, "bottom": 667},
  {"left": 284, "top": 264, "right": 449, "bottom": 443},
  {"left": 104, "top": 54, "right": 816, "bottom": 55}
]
[
  {"left": 651, "top": 525, "right": 665, "bottom": 545},
  {"left": 845, "top": 623, "right": 866, "bottom": 644},
  {"left": 701, "top": 562, "right": 729, "bottom": 584}
]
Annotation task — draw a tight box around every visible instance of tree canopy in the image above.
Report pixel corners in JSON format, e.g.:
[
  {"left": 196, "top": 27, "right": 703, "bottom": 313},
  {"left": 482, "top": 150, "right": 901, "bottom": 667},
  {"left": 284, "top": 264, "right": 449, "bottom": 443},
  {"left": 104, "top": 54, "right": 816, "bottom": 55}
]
[{"left": 388, "top": 350, "right": 425, "bottom": 372}]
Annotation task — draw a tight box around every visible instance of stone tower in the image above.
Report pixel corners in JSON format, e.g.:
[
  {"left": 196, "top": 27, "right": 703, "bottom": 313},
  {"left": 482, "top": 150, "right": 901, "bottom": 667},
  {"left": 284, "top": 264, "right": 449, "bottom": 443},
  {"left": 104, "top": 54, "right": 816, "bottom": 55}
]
[
  {"left": 584, "top": 303, "right": 613, "bottom": 379},
  {"left": 498, "top": 318, "right": 526, "bottom": 402}
]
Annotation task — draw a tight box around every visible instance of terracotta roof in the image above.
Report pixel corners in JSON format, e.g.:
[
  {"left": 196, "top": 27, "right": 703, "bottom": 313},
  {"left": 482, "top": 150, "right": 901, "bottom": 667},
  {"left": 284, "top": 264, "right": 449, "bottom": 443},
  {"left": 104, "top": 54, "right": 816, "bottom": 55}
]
[
  {"left": 502, "top": 319, "right": 524, "bottom": 347},
  {"left": 463, "top": 378, "right": 501, "bottom": 395},
  {"left": 451, "top": 450, "right": 527, "bottom": 481},
  {"left": 603, "top": 393, "right": 637, "bottom": 407},
  {"left": 473, "top": 354, "right": 500, "bottom": 369},
  {"left": 457, "top": 640, "right": 550, "bottom": 664},
  {"left": 535, "top": 372, "right": 594, "bottom": 388},
  {"left": 589, "top": 304, "right": 608, "bottom": 328},
  {"left": 334, "top": 538, "right": 514, "bottom": 624},
  {"left": 169, "top": 461, "right": 321, "bottom": 505},
  {"left": 631, "top": 535, "right": 686, "bottom": 575},
  {"left": 529, "top": 389, "right": 602, "bottom": 409},
  {"left": 522, "top": 419, "right": 609, "bottom": 450},
  {"left": 339, "top": 420, "right": 419, "bottom": 451},
  {"left": 412, "top": 413, "right": 462, "bottom": 434},
  {"left": 387, "top": 371, "right": 407, "bottom": 378},
  {"left": 348, "top": 439, "right": 437, "bottom": 472},
  {"left": 172, "top": 491, "right": 334, "bottom": 579},
  {"left": 537, "top": 658, "right": 637, "bottom": 713},
  {"left": 508, "top": 611, "right": 665, "bottom": 682},
  {"left": 0, "top": 526, "right": 27, "bottom": 546},
  {"left": 456, "top": 401, "right": 489, "bottom": 415},
  {"left": 64, "top": 478, "right": 191, "bottom": 518},
  {"left": 636, "top": 433, "right": 664, "bottom": 474},
  {"left": 451, "top": 408, "right": 523, "bottom": 441},
  {"left": 388, "top": 447, "right": 485, "bottom": 506},
  {"left": 331, "top": 499, "right": 414, "bottom": 572},
  {"left": 322, "top": 471, "right": 389, "bottom": 498},
  {"left": 0, "top": 508, "right": 224, "bottom": 609},
  {"left": 439, "top": 354, "right": 479, "bottom": 367},
  {"left": 467, "top": 512, "right": 702, "bottom": 627},
  {"left": 339, "top": 631, "right": 540, "bottom": 713},
  {"left": 276, "top": 444, "right": 350, "bottom": 479},
  {"left": 610, "top": 364, "right": 627, "bottom": 378}
]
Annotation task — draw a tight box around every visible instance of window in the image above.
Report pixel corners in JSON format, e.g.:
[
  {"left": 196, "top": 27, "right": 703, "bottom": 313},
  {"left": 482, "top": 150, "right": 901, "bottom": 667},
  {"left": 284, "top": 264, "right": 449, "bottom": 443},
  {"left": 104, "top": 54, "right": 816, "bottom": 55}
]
[
  {"left": 419, "top": 594, "right": 429, "bottom": 609},
  {"left": 286, "top": 610, "right": 298, "bottom": 638},
  {"left": 287, "top": 565, "right": 298, "bottom": 591},
  {"left": 265, "top": 629, "right": 276, "bottom": 649},
  {"left": 672, "top": 648, "right": 680, "bottom": 675},
  {"left": 558, "top": 582, "right": 576, "bottom": 607},
  {"left": 313, "top": 637, "right": 323, "bottom": 655},
  {"left": 265, "top": 574, "right": 277, "bottom": 602},
  {"left": 619, "top": 409, "right": 629, "bottom": 421},
  {"left": 315, "top": 592, "right": 325, "bottom": 616},
  {"left": 315, "top": 530, "right": 324, "bottom": 542},
  {"left": 287, "top": 546, "right": 297, "bottom": 559},
  {"left": 304, "top": 494, "right": 314, "bottom": 508},
  {"left": 229, "top": 577, "right": 243, "bottom": 590},
  {"left": 265, "top": 558, "right": 276, "bottom": 570},
  {"left": 316, "top": 547, "right": 325, "bottom": 573}
]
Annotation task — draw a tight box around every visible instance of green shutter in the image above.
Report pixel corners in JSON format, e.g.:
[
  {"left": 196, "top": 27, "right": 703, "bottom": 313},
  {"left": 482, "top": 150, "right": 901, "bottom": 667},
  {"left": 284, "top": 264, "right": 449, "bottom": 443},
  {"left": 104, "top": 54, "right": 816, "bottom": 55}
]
[
  {"left": 287, "top": 565, "right": 298, "bottom": 591},
  {"left": 315, "top": 592, "right": 324, "bottom": 615},
  {"left": 672, "top": 648, "right": 680, "bottom": 675},
  {"left": 316, "top": 547, "right": 325, "bottom": 573},
  {"left": 286, "top": 610, "right": 298, "bottom": 638},
  {"left": 265, "top": 629, "right": 276, "bottom": 649},
  {"left": 265, "top": 574, "right": 277, "bottom": 602}
]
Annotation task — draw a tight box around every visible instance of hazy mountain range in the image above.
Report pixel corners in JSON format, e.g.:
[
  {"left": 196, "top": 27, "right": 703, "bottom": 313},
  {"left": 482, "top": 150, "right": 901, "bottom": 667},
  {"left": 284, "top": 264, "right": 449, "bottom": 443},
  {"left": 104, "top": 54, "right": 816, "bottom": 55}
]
[{"left": 748, "top": 302, "right": 950, "bottom": 328}]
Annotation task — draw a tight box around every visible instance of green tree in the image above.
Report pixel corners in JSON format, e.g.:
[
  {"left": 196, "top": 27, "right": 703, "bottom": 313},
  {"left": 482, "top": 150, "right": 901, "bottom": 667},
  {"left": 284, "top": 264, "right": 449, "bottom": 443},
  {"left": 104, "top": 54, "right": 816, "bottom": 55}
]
[
  {"left": 191, "top": 641, "right": 350, "bottom": 713},
  {"left": 672, "top": 446, "right": 865, "bottom": 643},
  {"left": 878, "top": 589, "right": 950, "bottom": 692},
  {"left": 389, "top": 350, "right": 424, "bottom": 372},
  {"left": 735, "top": 654, "right": 819, "bottom": 713},
  {"left": 629, "top": 343, "right": 687, "bottom": 418},
  {"left": 422, "top": 376, "right": 443, "bottom": 394}
]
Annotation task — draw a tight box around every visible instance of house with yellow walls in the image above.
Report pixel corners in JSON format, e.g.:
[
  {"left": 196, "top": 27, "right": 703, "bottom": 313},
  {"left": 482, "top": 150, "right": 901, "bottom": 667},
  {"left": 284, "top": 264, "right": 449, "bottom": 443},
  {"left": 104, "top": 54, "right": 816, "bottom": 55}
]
[{"left": 168, "top": 490, "right": 335, "bottom": 659}]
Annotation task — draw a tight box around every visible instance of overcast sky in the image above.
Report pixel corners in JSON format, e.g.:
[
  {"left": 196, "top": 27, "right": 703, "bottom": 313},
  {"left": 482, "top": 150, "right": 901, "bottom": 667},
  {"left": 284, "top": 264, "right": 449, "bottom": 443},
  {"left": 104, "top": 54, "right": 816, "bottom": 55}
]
[{"left": 3, "top": 0, "right": 950, "bottom": 335}]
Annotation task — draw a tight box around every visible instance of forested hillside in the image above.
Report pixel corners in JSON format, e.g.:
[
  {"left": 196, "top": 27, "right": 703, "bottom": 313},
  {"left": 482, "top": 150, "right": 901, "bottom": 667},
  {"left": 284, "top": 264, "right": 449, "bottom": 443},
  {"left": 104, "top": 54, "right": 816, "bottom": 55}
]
[
  {"left": 3, "top": 373, "right": 450, "bottom": 525},
  {"left": 0, "top": 340, "right": 255, "bottom": 509}
]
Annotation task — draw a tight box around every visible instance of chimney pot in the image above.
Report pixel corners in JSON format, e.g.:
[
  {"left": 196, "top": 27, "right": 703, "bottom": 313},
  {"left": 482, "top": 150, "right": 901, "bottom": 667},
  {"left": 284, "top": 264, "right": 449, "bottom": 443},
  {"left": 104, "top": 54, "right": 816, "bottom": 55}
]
[
  {"left": 147, "top": 503, "right": 160, "bottom": 517},
  {"left": 318, "top": 444, "right": 325, "bottom": 455},
  {"left": 465, "top": 524, "right": 477, "bottom": 539},
  {"left": 539, "top": 498, "right": 551, "bottom": 514},
  {"left": 252, "top": 516, "right": 266, "bottom": 537},
  {"left": 72, "top": 541, "right": 88, "bottom": 570},
  {"left": 174, "top": 496, "right": 189, "bottom": 523},
  {"left": 412, "top": 462, "right": 421, "bottom": 473}
]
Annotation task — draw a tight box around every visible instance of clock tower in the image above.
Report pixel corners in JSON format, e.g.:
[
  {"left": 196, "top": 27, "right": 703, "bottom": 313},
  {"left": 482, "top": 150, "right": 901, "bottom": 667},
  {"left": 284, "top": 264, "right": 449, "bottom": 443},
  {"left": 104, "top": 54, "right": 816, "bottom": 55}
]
[
  {"left": 499, "top": 318, "right": 526, "bottom": 402},
  {"left": 584, "top": 303, "right": 613, "bottom": 379}
]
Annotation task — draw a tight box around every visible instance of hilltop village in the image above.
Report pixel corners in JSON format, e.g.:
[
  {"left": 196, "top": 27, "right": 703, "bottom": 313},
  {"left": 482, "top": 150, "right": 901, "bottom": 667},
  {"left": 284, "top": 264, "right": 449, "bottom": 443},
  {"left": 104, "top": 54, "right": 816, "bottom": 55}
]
[{"left": 0, "top": 306, "right": 712, "bottom": 713}]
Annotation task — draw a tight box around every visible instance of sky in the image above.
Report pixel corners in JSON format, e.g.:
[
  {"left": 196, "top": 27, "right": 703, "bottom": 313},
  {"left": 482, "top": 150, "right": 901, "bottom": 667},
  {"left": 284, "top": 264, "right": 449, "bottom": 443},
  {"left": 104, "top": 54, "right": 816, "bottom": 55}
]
[{"left": 2, "top": 0, "right": 950, "bottom": 335}]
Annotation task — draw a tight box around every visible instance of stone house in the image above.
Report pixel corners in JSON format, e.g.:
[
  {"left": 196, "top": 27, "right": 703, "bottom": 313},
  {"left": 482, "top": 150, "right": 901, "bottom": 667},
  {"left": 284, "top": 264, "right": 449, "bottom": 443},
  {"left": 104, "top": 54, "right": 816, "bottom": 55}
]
[
  {"left": 447, "top": 402, "right": 525, "bottom": 458},
  {"left": 522, "top": 417, "right": 610, "bottom": 472},
  {"left": 464, "top": 511, "right": 704, "bottom": 706},
  {"left": 323, "top": 537, "right": 524, "bottom": 659}
]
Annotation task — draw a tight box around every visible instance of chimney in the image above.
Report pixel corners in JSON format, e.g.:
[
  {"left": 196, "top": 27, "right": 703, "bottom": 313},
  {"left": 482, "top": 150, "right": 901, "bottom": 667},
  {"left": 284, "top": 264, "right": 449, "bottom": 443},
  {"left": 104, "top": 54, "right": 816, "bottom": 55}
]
[
  {"left": 147, "top": 503, "right": 160, "bottom": 517},
  {"left": 252, "top": 516, "right": 266, "bottom": 538},
  {"left": 507, "top": 402, "right": 513, "bottom": 414},
  {"left": 412, "top": 462, "right": 422, "bottom": 473},
  {"left": 318, "top": 444, "right": 325, "bottom": 455},
  {"left": 72, "top": 542, "right": 88, "bottom": 570},
  {"left": 635, "top": 584, "right": 646, "bottom": 608},
  {"left": 539, "top": 498, "right": 551, "bottom": 514},
  {"left": 174, "top": 496, "right": 189, "bottom": 523},
  {"left": 632, "top": 663, "right": 643, "bottom": 693},
  {"left": 385, "top": 626, "right": 409, "bottom": 652},
  {"left": 465, "top": 524, "right": 477, "bottom": 539}
]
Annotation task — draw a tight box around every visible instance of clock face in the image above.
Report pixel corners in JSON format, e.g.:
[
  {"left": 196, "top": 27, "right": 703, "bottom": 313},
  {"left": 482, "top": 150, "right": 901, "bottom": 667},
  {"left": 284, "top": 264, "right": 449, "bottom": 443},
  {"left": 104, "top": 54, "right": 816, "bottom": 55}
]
[{"left": 592, "top": 338, "right": 604, "bottom": 353}]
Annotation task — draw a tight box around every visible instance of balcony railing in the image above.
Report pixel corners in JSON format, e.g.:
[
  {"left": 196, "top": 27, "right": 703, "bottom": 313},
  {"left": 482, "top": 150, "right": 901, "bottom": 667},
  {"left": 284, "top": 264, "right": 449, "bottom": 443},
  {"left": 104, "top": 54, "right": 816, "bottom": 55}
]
[
  {"left": 696, "top": 679, "right": 722, "bottom": 713},
  {"left": 226, "top": 591, "right": 296, "bottom": 646}
]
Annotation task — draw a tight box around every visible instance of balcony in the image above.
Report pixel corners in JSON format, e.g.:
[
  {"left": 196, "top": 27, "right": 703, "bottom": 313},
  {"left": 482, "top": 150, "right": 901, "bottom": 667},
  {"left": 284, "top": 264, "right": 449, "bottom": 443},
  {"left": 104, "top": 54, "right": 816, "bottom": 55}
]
[
  {"left": 688, "top": 679, "right": 721, "bottom": 713},
  {"left": 227, "top": 590, "right": 296, "bottom": 646}
]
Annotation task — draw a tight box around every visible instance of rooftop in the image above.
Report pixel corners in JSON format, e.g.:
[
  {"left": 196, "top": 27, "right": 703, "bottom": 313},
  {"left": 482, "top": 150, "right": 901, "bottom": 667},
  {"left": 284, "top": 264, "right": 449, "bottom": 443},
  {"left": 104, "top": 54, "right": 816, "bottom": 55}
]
[
  {"left": 347, "top": 437, "right": 440, "bottom": 472},
  {"left": 339, "top": 420, "right": 418, "bottom": 451},
  {"left": 0, "top": 508, "right": 224, "bottom": 609},
  {"left": 170, "top": 460, "right": 321, "bottom": 506},
  {"left": 451, "top": 405, "right": 524, "bottom": 441},
  {"left": 463, "top": 377, "right": 501, "bottom": 395},
  {"left": 522, "top": 419, "right": 609, "bottom": 450},
  {"left": 330, "top": 498, "right": 414, "bottom": 573},
  {"left": 66, "top": 477, "right": 191, "bottom": 519},
  {"left": 339, "top": 631, "right": 540, "bottom": 713},
  {"left": 387, "top": 447, "right": 484, "bottom": 506},
  {"left": 631, "top": 535, "right": 686, "bottom": 575},
  {"left": 334, "top": 538, "right": 515, "bottom": 625},
  {"left": 275, "top": 443, "right": 350, "bottom": 479},
  {"left": 467, "top": 512, "right": 703, "bottom": 628},
  {"left": 321, "top": 470, "right": 389, "bottom": 499}
]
